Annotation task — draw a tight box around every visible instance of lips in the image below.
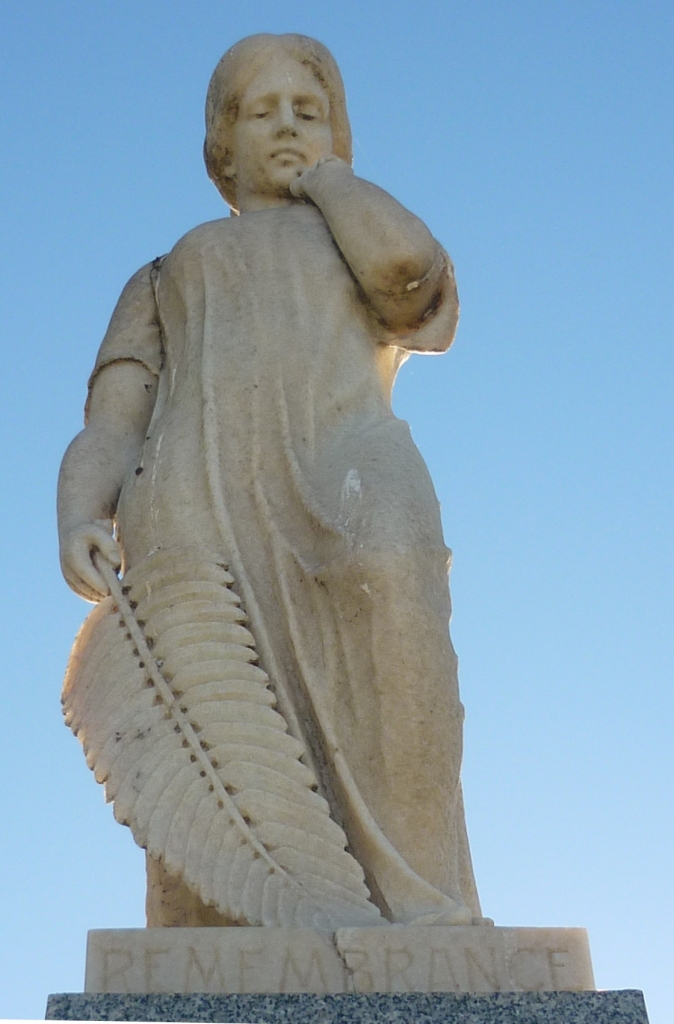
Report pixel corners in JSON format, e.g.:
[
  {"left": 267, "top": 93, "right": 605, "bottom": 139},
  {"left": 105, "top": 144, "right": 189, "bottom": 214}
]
[{"left": 270, "top": 147, "right": 304, "bottom": 161}]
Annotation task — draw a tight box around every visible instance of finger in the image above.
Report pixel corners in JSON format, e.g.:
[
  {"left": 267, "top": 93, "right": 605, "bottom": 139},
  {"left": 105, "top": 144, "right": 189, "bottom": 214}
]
[
  {"left": 63, "top": 564, "right": 106, "bottom": 603},
  {"left": 70, "top": 539, "right": 113, "bottom": 597},
  {"left": 61, "top": 526, "right": 119, "bottom": 601},
  {"left": 75, "top": 558, "right": 110, "bottom": 599},
  {"left": 91, "top": 531, "right": 122, "bottom": 569},
  {"left": 289, "top": 176, "right": 305, "bottom": 198}
]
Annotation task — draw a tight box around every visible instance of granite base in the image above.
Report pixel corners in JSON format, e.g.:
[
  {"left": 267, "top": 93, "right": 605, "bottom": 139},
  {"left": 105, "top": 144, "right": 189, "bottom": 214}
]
[{"left": 45, "top": 990, "right": 650, "bottom": 1023}]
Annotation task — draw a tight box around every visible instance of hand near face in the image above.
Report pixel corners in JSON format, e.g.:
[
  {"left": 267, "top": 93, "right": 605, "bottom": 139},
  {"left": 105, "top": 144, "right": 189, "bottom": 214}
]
[
  {"left": 288, "top": 158, "right": 446, "bottom": 335},
  {"left": 227, "top": 55, "right": 334, "bottom": 211},
  {"left": 225, "top": 52, "right": 448, "bottom": 333},
  {"left": 289, "top": 155, "right": 352, "bottom": 201}
]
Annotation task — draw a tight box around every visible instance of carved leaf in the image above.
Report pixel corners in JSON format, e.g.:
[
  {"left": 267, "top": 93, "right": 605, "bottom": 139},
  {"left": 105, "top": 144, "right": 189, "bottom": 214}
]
[{"left": 63, "top": 546, "right": 380, "bottom": 928}]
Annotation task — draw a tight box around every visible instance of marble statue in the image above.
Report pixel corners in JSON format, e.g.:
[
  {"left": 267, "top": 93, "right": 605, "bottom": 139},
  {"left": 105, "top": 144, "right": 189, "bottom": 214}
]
[{"left": 58, "top": 33, "right": 481, "bottom": 932}]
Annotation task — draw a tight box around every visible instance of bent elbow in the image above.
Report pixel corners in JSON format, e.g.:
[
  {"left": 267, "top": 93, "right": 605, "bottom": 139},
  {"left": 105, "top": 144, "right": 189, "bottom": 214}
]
[
  {"left": 389, "top": 257, "right": 460, "bottom": 352},
  {"left": 365, "top": 241, "right": 441, "bottom": 301}
]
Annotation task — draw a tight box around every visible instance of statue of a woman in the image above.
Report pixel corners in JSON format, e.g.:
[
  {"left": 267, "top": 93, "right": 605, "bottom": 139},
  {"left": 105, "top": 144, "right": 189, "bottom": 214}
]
[{"left": 58, "top": 33, "right": 481, "bottom": 930}]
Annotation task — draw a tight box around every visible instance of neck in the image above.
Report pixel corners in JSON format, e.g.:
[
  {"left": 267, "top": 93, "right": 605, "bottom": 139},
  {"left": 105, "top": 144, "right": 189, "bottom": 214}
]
[{"left": 235, "top": 188, "right": 298, "bottom": 213}]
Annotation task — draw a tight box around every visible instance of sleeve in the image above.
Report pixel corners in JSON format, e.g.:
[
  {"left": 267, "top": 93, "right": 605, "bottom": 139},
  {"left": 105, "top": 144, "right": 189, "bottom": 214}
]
[
  {"left": 392, "top": 248, "right": 460, "bottom": 355},
  {"left": 84, "top": 260, "right": 164, "bottom": 421}
]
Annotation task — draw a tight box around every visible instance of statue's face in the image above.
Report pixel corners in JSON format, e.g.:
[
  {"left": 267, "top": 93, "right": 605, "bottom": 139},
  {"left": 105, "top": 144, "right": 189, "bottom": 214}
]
[{"left": 227, "top": 53, "right": 333, "bottom": 210}]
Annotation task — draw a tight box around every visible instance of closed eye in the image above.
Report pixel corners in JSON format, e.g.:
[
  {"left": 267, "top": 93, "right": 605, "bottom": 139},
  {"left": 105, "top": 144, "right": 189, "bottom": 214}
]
[{"left": 294, "top": 100, "right": 325, "bottom": 121}]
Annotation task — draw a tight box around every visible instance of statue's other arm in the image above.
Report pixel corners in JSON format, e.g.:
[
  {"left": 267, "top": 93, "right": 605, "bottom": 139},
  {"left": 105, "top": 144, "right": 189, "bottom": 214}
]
[
  {"left": 58, "top": 363, "right": 157, "bottom": 600},
  {"left": 290, "top": 157, "right": 457, "bottom": 341},
  {"left": 58, "top": 263, "right": 162, "bottom": 602}
]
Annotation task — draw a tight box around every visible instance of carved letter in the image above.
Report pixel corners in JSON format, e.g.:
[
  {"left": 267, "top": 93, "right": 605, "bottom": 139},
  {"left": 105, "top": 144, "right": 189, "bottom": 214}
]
[
  {"left": 144, "top": 948, "right": 171, "bottom": 992},
  {"left": 280, "top": 949, "right": 328, "bottom": 993},
  {"left": 429, "top": 948, "right": 461, "bottom": 992},
  {"left": 185, "top": 947, "right": 227, "bottom": 991},
  {"left": 547, "top": 948, "right": 570, "bottom": 988},
  {"left": 238, "top": 947, "right": 264, "bottom": 993},
  {"left": 101, "top": 948, "right": 133, "bottom": 993},
  {"left": 385, "top": 947, "right": 414, "bottom": 991},
  {"left": 465, "top": 946, "right": 502, "bottom": 992},
  {"left": 339, "top": 948, "right": 373, "bottom": 993}
]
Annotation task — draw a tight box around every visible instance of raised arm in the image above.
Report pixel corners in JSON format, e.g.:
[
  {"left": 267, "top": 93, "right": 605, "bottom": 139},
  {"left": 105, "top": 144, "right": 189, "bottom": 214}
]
[
  {"left": 290, "top": 157, "right": 449, "bottom": 333},
  {"left": 58, "top": 362, "right": 157, "bottom": 601}
]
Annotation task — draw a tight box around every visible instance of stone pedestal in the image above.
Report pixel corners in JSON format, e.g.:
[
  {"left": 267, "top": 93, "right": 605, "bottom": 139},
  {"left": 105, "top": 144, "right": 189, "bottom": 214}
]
[
  {"left": 45, "top": 925, "right": 649, "bottom": 1021},
  {"left": 46, "top": 990, "right": 650, "bottom": 1022},
  {"left": 82, "top": 925, "right": 594, "bottom": 995}
]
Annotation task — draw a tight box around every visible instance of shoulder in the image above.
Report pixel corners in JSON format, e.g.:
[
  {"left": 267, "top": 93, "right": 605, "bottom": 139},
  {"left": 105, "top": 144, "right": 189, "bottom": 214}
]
[
  {"left": 167, "top": 217, "right": 233, "bottom": 258},
  {"left": 89, "top": 257, "right": 167, "bottom": 392},
  {"left": 113, "top": 259, "right": 160, "bottom": 310}
]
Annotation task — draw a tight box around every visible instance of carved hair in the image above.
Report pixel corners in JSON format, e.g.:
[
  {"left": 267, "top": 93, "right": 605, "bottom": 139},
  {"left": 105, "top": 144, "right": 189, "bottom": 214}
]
[{"left": 204, "top": 33, "right": 353, "bottom": 210}]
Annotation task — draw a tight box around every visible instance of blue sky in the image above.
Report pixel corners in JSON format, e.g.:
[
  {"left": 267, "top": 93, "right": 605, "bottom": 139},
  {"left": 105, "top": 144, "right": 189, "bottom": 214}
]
[{"left": 1, "top": 2, "right": 672, "bottom": 1021}]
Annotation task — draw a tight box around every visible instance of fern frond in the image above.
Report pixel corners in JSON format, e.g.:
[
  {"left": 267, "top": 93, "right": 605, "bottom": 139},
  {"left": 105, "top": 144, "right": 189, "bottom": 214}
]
[{"left": 63, "top": 546, "right": 380, "bottom": 928}]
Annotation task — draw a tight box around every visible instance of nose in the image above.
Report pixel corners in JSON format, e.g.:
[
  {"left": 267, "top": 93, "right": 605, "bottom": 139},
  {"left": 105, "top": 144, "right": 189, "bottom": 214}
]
[{"left": 276, "top": 99, "right": 298, "bottom": 136}]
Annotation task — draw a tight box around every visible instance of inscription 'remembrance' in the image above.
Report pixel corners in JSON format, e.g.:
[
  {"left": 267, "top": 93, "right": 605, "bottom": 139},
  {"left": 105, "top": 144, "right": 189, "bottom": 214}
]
[
  {"left": 58, "top": 32, "right": 480, "bottom": 929},
  {"left": 85, "top": 927, "right": 596, "bottom": 995}
]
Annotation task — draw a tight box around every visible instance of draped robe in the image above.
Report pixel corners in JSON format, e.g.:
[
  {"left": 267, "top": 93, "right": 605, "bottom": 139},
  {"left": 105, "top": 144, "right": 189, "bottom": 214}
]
[{"left": 85, "top": 202, "right": 480, "bottom": 925}]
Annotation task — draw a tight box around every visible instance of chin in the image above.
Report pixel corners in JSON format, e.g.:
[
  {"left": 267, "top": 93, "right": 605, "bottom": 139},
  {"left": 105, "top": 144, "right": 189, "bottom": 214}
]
[
  {"left": 266, "top": 175, "right": 302, "bottom": 198},
  {"left": 273, "top": 166, "right": 304, "bottom": 185}
]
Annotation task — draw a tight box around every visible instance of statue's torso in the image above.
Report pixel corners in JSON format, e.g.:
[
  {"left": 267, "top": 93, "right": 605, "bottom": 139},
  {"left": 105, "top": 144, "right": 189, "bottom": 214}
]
[{"left": 116, "top": 204, "right": 408, "bottom": 568}]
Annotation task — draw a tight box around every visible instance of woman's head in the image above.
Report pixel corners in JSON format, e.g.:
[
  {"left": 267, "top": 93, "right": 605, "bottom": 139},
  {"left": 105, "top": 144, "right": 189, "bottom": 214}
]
[{"left": 204, "top": 33, "right": 352, "bottom": 210}]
